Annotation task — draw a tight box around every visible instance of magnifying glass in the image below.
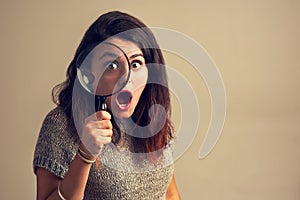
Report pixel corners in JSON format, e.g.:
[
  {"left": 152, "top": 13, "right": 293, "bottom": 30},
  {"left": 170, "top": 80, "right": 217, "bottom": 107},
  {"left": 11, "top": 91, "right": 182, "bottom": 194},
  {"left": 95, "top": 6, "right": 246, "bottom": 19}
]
[{"left": 76, "top": 41, "right": 131, "bottom": 111}]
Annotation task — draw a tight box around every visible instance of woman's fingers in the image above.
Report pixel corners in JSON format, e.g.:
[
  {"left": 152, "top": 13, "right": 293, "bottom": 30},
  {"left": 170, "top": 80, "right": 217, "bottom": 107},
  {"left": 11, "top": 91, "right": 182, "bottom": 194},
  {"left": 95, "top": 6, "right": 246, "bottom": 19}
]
[
  {"left": 89, "top": 128, "right": 113, "bottom": 140},
  {"left": 95, "top": 111, "right": 111, "bottom": 120},
  {"left": 85, "top": 120, "right": 113, "bottom": 134},
  {"left": 85, "top": 111, "right": 111, "bottom": 123},
  {"left": 96, "top": 135, "right": 112, "bottom": 144},
  {"left": 81, "top": 111, "right": 113, "bottom": 156}
]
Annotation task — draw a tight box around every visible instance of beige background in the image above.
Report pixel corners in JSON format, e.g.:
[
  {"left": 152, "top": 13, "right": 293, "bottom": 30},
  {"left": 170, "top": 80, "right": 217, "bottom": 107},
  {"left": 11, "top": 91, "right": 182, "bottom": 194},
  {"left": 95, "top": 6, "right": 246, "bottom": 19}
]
[{"left": 0, "top": 0, "right": 299, "bottom": 199}]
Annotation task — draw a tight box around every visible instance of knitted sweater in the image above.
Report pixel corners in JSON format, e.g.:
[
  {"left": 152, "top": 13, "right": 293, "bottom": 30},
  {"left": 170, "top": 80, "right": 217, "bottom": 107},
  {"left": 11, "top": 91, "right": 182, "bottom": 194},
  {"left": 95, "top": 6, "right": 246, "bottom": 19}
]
[{"left": 33, "top": 107, "right": 174, "bottom": 199}]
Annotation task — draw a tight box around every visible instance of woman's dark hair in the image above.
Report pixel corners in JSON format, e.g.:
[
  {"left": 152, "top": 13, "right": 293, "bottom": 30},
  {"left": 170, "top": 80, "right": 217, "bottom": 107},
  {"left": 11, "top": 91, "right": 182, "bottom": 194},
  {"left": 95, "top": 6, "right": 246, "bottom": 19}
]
[{"left": 52, "top": 11, "right": 174, "bottom": 157}]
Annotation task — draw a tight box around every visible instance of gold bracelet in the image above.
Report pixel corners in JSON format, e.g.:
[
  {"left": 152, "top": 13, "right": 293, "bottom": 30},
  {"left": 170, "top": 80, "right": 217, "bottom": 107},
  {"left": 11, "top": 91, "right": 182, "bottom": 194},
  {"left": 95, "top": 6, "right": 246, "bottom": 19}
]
[
  {"left": 57, "top": 183, "right": 67, "bottom": 200},
  {"left": 78, "top": 147, "right": 95, "bottom": 159},
  {"left": 77, "top": 148, "right": 96, "bottom": 164}
]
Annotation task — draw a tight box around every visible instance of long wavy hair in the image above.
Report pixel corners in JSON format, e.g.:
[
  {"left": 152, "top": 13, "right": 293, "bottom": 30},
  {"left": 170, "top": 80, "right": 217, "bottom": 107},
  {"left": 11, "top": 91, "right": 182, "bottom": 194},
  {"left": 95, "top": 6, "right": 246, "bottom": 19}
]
[{"left": 52, "top": 11, "right": 174, "bottom": 157}]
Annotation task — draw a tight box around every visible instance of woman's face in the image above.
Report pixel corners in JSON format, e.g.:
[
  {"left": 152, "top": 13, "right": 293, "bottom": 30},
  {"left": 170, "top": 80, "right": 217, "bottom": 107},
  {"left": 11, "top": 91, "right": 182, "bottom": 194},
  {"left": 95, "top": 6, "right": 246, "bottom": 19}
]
[{"left": 90, "top": 37, "right": 148, "bottom": 118}]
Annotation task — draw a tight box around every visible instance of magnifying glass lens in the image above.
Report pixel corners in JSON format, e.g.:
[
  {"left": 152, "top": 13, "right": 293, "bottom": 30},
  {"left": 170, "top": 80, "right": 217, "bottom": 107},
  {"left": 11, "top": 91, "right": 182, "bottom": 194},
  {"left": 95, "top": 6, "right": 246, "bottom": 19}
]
[{"left": 77, "top": 42, "right": 130, "bottom": 97}]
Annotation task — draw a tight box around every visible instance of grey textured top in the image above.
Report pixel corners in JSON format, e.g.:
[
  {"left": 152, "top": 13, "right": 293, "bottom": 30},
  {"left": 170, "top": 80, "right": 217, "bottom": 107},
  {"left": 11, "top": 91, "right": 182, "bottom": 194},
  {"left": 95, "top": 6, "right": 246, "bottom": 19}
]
[{"left": 33, "top": 107, "right": 174, "bottom": 199}]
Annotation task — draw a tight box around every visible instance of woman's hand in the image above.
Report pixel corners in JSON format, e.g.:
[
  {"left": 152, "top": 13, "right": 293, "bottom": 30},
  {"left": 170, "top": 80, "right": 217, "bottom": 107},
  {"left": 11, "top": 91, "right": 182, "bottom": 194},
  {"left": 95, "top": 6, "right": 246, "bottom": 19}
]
[{"left": 80, "top": 111, "right": 113, "bottom": 158}]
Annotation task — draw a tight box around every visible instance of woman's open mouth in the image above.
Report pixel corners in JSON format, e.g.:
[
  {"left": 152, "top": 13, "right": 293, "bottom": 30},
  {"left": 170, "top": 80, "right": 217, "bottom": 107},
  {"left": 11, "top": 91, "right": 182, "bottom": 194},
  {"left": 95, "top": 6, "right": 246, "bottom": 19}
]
[{"left": 115, "top": 90, "right": 132, "bottom": 111}]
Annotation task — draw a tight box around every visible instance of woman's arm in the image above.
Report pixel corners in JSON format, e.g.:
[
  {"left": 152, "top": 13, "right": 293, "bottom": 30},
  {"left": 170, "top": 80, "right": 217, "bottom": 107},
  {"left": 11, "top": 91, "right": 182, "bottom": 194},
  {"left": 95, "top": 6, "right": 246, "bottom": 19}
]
[
  {"left": 36, "top": 149, "right": 93, "bottom": 200},
  {"left": 36, "top": 111, "right": 112, "bottom": 200},
  {"left": 166, "top": 174, "right": 181, "bottom": 200}
]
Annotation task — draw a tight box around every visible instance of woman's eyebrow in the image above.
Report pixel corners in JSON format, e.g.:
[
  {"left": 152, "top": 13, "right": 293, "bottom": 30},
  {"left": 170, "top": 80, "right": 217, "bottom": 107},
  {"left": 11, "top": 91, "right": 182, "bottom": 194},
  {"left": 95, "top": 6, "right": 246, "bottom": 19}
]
[
  {"left": 98, "top": 52, "right": 119, "bottom": 60},
  {"left": 99, "top": 52, "right": 144, "bottom": 61},
  {"left": 129, "top": 53, "right": 144, "bottom": 59}
]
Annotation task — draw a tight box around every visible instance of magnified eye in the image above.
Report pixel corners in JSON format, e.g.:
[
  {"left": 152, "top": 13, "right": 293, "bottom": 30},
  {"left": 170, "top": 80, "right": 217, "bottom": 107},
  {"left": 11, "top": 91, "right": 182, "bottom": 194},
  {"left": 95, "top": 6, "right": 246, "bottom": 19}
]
[
  {"left": 106, "top": 62, "right": 119, "bottom": 70},
  {"left": 132, "top": 61, "right": 142, "bottom": 69}
]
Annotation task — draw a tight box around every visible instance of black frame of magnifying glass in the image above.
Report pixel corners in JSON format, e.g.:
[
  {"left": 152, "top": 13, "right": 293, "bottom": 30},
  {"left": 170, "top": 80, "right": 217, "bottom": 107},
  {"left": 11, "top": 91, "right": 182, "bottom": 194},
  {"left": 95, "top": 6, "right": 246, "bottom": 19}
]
[{"left": 76, "top": 41, "right": 132, "bottom": 111}]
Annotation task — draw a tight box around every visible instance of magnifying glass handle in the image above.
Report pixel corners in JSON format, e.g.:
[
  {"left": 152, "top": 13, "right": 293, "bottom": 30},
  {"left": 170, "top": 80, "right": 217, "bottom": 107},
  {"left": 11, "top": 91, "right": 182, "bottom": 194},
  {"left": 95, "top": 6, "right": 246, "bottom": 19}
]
[{"left": 95, "top": 96, "right": 107, "bottom": 111}]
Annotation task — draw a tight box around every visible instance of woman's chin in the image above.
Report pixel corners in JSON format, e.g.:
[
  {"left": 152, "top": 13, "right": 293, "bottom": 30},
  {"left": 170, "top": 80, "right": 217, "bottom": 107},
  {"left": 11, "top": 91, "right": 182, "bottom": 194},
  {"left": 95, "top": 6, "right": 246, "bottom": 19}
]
[{"left": 111, "top": 109, "right": 134, "bottom": 119}]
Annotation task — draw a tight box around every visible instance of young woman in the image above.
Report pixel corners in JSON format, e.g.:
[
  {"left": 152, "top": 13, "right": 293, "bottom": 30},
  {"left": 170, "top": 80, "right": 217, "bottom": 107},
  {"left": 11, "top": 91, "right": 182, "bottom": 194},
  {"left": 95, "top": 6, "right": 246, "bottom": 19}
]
[{"left": 33, "top": 11, "right": 180, "bottom": 199}]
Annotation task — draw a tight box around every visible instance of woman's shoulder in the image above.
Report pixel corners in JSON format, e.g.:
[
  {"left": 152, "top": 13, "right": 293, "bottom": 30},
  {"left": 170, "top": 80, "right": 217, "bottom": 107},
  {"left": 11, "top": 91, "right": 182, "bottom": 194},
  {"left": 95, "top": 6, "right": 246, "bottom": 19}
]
[
  {"left": 42, "top": 106, "right": 72, "bottom": 130},
  {"left": 44, "top": 106, "right": 68, "bottom": 122},
  {"left": 34, "top": 106, "right": 79, "bottom": 178},
  {"left": 39, "top": 106, "right": 77, "bottom": 140}
]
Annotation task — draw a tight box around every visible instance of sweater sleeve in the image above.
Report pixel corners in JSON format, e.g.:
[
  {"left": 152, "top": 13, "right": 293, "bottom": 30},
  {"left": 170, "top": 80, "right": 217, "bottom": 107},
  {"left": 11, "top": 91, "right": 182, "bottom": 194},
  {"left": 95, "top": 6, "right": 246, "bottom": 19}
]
[{"left": 33, "top": 107, "right": 80, "bottom": 179}]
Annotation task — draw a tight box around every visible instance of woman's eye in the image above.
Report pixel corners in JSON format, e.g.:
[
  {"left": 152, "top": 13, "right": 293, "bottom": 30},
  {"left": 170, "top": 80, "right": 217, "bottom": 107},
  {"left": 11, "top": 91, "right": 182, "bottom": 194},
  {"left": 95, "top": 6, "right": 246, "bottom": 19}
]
[
  {"left": 131, "top": 61, "right": 142, "bottom": 69},
  {"left": 106, "top": 62, "right": 119, "bottom": 70}
]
